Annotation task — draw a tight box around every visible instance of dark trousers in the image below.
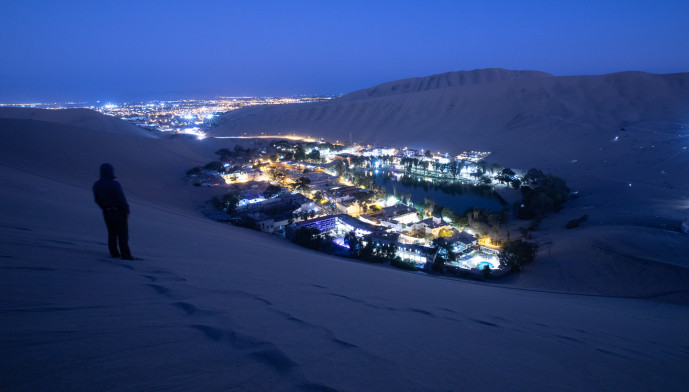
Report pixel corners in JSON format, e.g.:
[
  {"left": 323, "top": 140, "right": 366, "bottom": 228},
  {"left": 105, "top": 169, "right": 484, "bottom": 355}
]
[{"left": 103, "top": 210, "right": 132, "bottom": 259}]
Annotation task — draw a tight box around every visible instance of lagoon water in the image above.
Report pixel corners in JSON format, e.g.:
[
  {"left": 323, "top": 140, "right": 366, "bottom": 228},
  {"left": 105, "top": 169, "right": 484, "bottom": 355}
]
[{"left": 374, "top": 173, "right": 504, "bottom": 213}]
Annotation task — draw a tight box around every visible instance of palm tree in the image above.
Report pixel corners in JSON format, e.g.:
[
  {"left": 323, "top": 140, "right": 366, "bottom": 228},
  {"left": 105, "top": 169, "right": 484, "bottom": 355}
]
[
  {"left": 458, "top": 160, "right": 467, "bottom": 179},
  {"left": 293, "top": 176, "right": 311, "bottom": 191},
  {"left": 477, "top": 160, "right": 488, "bottom": 175},
  {"left": 449, "top": 160, "right": 458, "bottom": 179}
]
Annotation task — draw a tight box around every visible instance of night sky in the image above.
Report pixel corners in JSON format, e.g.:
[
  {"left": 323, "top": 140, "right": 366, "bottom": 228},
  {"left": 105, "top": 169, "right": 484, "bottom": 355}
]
[{"left": 1, "top": 0, "right": 688, "bottom": 102}]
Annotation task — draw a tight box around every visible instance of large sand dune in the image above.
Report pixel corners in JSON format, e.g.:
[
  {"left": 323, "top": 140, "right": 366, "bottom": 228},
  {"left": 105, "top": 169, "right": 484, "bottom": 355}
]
[
  {"left": 1, "top": 109, "right": 689, "bottom": 391},
  {"left": 0, "top": 107, "right": 158, "bottom": 139}
]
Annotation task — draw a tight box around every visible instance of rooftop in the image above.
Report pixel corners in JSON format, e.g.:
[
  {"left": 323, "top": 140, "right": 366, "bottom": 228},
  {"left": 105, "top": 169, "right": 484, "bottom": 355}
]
[
  {"left": 374, "top": 204, "right": 418, "bottom": 219},
  {"left": 447, "top": 231, "right": 478, "bottom": 245}
]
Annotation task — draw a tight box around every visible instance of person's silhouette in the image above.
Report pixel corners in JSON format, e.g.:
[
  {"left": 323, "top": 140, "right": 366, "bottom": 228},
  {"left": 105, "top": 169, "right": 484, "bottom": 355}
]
[{"left": 93, "top": 163, "right": 134, "bottom": 260}]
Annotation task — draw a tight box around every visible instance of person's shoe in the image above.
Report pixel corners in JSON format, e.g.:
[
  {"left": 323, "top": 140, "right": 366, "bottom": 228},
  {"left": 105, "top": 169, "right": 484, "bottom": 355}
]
[
  {"left": 122, "top": 256, "right": 135, "bottom": 260},
  {"left": 111, "top": 254, "right": 121, "bottom": 258}
]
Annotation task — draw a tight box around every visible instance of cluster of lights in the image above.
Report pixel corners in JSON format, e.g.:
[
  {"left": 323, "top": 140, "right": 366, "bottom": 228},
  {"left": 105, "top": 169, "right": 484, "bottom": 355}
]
[{"left": 12, "top": 96, "right": 334, "bottom": 140}]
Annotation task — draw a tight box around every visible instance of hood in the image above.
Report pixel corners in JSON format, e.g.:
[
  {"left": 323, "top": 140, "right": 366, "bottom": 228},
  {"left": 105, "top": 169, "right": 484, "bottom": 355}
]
[{"left": 99, "top": 163, "right": 116, "bottom": 179}]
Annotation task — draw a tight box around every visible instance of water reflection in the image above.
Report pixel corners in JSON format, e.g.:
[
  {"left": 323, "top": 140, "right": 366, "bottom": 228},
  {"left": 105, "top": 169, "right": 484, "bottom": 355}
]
[{"left": 374, "top": 173, "right": 505, "bottom": 213}]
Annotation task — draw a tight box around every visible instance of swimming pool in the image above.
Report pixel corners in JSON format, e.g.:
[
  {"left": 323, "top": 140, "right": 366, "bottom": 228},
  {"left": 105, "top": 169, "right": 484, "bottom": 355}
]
[{"left": 477, "top": 261, "right": 495, "bottom": 270}]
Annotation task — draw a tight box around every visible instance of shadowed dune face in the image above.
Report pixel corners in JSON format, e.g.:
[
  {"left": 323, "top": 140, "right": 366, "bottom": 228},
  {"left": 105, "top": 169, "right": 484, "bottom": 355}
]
[
  {"left": 1, "top": 107, "right": 689, "bottom": 391},
  {"left": 0, "top": 107, "right": 158, "bottom": 139}
]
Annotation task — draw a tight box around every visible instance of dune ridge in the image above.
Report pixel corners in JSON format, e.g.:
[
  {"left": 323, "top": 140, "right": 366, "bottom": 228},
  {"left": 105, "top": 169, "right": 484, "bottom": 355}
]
[{"left": 340, "top": 68, "right": 555, "bottom": 99}]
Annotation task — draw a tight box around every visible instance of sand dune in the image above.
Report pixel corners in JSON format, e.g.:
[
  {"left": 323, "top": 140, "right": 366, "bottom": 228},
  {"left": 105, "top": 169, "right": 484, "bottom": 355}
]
[
  {"left": 1, "top": 108, "right": 689, "bottom": 391},
  {"left": 341, "top": 68, "right": 555, "bottom": 99},
  {"left": 0, "top": 107, "right": 158, "bottom": 139}
]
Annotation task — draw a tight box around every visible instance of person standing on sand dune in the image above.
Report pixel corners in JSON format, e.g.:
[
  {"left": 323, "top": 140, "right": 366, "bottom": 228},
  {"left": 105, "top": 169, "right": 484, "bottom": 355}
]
[{"left": 93, "top": 163, "right": 134, "bottom": 260}]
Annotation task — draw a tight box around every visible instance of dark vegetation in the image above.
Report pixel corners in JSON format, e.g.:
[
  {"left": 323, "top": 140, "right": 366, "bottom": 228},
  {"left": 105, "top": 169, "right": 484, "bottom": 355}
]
[
  {"left": 292, "top": 176, "right": 311, "bottom": 191},
  {"left": 212, "top": 192, "right": 240, "bottom": 213},
  {"left": 203, "top": 161, "right": 224, "bottom": 172},
  {"left": 391, "top": 258, "right": 418, "bottom": 271},
  {"left": 187, "top": 145, "right": 264, "bottom": 175},
  {"left": 210, "top": 193, "right": 260, "bottom": 231},
  {"left": 437, "top": 205, "right": 509, "bottom": 244},
  {"left": 429, "top": 238, "right": 455, "bottom": 272},
  {"left": 271, "top": 140, "right": 341, "bottom": 163},
  {"left": 215, "top": 145, "right": 261, "bottom": 161},
  {"left": 291, "top": 227, "right": 323, "bottom": 250},
  {"left": 499, "top": 240, "right": 538, "bottom": 271},
  {"left": 263, "top": 184, "right": 283, "bottom": 199},
  {"left": 464, "top": 207, "right": 509, "bottom": 241},
  {"left": 514, "top": 169, "right": 570, "bottom": 220},
  {"left": 482, "top": 265, "right": 491, "bottom": 279},
  {"left": 396, "top": 174, "right": 500, "bottom": 200},
  {"left": 344, "top": 231, "right": 399, "bottom": 263},
  {"left": 566, "top": 214, "right": 589, "bottom": 229}
]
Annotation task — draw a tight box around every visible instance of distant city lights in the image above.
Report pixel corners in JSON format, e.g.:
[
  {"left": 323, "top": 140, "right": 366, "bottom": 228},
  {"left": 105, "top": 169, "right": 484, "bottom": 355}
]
[
  {"left": 0, "top": 96, "right": 334, "bottom": 139},
  {"left": 93, "top": 96, "right": 332, "bottom": 138}
]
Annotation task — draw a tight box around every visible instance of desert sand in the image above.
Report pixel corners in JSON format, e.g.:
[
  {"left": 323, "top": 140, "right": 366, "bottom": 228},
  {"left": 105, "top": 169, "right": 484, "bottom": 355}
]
[{"left": 1, "top": 102, "right": 688, "bottom": 391}]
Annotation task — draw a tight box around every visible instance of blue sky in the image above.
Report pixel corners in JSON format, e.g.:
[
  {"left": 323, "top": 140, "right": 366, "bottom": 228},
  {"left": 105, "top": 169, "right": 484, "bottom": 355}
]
[{"left": 1, "top": 0, "right": 688, "bottom": 102}]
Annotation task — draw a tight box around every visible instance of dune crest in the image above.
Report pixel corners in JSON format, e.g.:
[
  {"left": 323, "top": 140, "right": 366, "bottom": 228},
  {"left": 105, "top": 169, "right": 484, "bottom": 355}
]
[{"left": 342, "top": 68, "right": 555, "bottom": 99}]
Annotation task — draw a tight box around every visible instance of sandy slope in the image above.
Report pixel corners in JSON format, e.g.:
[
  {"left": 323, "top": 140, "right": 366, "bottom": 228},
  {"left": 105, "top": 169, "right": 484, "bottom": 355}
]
[
  {"left": 0, "top": 107, "right": 158, "bottom": 139},
  {"left": 1, "top": 111, "right": 689, "bottom": 391}
]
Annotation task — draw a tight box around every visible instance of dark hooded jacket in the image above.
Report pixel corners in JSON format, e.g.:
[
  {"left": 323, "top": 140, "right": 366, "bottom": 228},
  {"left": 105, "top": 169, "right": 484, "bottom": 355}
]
[{"left": 93, "top": 163, "right": 130, "bottom": 214}]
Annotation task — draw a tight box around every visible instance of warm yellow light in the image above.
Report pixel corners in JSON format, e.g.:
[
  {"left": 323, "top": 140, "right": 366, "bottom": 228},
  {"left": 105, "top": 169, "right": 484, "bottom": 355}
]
[{"left": 478, "top": 236, "right": 501, "bottom": 249}]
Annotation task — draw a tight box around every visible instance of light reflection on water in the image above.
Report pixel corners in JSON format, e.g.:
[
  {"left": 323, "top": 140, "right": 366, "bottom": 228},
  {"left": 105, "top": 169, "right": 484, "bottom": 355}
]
[{"left": 374, "top": 173, "right": 504, "bottom": 213}]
